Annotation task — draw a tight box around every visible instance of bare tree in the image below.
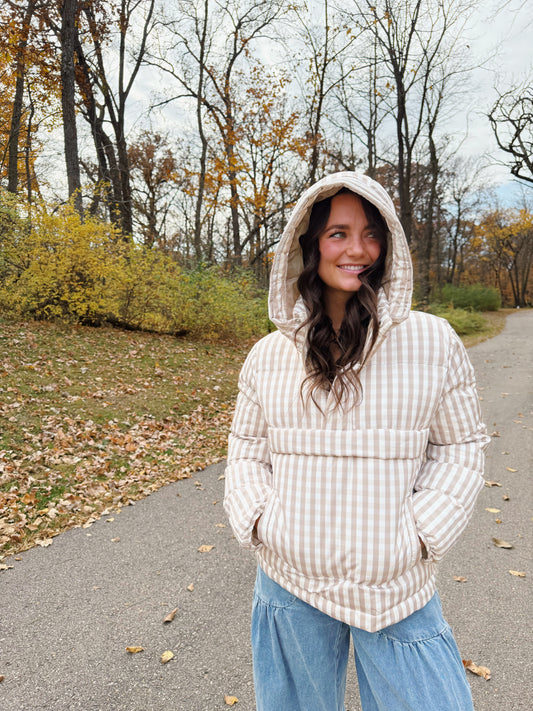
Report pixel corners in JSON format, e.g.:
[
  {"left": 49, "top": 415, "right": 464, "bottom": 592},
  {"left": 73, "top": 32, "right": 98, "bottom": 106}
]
[
  {"left": 293, "top": 0, "right": 358, "bottom": 184},
  {"left": 331, "top": 33, "right": 389, "bottom": 178},
  {"left": 83, "top": 0, "right": 155, "bottom": 234},
  {"left": 442, "top": 157, "right": 485, "bottom": 285},
  {"left": 489, "top": 81, "right": 533, "bottom": 186},
  {"left": 341, "top": 0, "right": 477, "bottom": 246},
  {"left": 150, "top": 0, "right": 287, "bottom": 263}
]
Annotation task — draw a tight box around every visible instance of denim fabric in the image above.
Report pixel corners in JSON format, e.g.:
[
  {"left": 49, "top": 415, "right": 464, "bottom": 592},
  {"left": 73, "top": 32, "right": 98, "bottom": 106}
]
[{"left": 252, "top": 567, "right": 474, "bottom": 711}]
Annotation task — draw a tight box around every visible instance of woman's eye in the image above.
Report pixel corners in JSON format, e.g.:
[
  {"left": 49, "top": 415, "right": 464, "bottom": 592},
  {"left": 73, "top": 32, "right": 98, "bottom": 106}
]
[{"left": 330, "top": 231, "right": 345, "bottom": 239}]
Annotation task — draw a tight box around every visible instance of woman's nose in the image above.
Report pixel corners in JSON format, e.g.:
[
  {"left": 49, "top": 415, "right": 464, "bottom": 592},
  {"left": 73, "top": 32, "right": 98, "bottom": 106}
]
[{"left": 344, "top": 232, "right": 365, "bottom": 255}]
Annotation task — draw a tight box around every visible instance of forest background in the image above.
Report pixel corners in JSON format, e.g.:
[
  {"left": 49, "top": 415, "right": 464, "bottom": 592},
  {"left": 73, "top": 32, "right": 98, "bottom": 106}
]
[
  {"left": 0, "top": 0, "right": 532, "bottom": 556},
  {"left": 0, "top": 0, "right": 532, "bottom": 340}
]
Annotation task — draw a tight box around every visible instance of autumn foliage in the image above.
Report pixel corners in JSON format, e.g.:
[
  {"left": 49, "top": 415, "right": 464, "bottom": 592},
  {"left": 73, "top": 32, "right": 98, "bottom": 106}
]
[{"left": 0, "top": 191, "right": 268, "bottom": 341}]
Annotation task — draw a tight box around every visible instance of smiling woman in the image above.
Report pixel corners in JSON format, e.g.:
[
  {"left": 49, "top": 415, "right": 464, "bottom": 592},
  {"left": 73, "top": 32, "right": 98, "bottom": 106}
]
[
  {"left": 296, "top": 187, "right": 388, "bottom": 402},
  {"left": 224, "top": 171, "right": 490, "bottom": 711}
]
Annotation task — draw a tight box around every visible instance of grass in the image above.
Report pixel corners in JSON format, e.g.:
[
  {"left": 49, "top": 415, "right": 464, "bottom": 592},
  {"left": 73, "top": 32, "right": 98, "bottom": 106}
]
[
  {"left": 0, "top": 318, "right": 249, "bottom": 558},
  {"left": 0, "top": 308, "right": 511, "bottom": 559},
  {"left": 460, "top": 309, "right": 511, "bottom": 348}
]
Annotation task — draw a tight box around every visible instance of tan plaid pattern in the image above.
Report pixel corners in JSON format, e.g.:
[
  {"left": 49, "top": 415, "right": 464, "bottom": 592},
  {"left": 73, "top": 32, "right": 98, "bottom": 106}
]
[{"left": 224, "top": 172, "right": 489, "bottom": 632}]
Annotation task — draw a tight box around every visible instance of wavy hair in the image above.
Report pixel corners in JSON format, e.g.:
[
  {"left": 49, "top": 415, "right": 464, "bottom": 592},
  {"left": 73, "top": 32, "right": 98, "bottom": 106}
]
[{"left": 296, "top": 188, "right": 389, "bottom": 407}]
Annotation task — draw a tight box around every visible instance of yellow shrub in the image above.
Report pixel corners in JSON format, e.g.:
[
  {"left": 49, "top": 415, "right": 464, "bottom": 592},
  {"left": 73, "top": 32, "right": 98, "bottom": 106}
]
[
  {"left": 0, "top": 198, "right": 121, "bottom": 322},
  {"left": 0, "top": 192, "right": 269, "bottom": 341}
]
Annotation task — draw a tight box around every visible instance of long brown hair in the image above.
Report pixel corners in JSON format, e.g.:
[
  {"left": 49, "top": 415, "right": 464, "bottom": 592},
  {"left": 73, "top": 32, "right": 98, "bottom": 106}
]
[{"left": 296, "top": 188, "right": 388, "bottom": 407}]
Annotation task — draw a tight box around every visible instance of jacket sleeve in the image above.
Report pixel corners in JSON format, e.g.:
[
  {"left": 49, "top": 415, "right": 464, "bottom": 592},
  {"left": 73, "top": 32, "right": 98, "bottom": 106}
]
[
  {"left": 224, "top": 344, "right": 273, "bottom": 550},
  {"left": 412, "top": 325, "right": 490, "bottom": 562}
]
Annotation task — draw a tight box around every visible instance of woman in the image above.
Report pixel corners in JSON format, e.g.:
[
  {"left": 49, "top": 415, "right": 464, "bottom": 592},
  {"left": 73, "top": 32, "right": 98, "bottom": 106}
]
[{"left": 224, "top": 172, "right": 489, "bottom": 711}]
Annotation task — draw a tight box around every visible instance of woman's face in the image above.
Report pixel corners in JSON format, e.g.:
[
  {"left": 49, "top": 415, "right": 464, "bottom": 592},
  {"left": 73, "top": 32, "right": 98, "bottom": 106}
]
[{"left": 317, "top": 192, "right": 382, "bottom": 308}]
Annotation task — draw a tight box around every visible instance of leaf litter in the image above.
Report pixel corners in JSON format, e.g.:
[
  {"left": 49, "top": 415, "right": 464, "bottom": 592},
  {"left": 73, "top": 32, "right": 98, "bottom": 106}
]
[
  {"left": 163, "top": 607, "right": 178, "bottom": 623},
  {"left": 463, "top": 660, "right": 491, "bottom": 680},
  {"left": 492, "top": 537, "right": 513, "bottom": 549},
  {"left": 0, "top": 319, "right": 247, "bottom": 557}
]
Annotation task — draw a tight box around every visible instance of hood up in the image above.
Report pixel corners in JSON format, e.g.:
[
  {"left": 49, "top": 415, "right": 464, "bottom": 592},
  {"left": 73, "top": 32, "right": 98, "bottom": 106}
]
[{"left": 268, "top": 172, "right": 413, "bottom": 349}]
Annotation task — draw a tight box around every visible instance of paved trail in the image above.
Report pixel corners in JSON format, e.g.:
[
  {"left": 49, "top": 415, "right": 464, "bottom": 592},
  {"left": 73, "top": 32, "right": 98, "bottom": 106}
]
[{"left": 1, "top": 311, "right": 531, "bottom": 711}]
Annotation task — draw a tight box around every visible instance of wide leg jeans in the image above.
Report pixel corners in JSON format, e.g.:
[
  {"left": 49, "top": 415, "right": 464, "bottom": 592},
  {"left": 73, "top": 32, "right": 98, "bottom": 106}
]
[{"left": 252, "top": 566, "right": 474, "bottom": 711}]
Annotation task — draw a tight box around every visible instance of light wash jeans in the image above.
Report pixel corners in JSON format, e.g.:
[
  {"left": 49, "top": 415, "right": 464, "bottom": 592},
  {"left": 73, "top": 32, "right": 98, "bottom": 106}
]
[{"left": 252, "top": 566, "right": 474, "bottom": 711}]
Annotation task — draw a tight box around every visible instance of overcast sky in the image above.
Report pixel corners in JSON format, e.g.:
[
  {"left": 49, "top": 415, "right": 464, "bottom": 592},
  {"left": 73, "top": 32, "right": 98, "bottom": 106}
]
[{"left": 459, "top": 0, "right": 532, "bottom": 195}]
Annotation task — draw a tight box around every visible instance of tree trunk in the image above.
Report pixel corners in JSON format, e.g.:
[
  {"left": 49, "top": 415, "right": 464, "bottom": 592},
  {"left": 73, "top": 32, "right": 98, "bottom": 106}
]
[
  {"left": 419, "top": 133, "right": 439, "bottom": 304},
  {"left": 193, "top": 0, "right": 209, "bottom": 262},
  {"left": 7, "top": 0, "right": 36, "bottom": 194},
  {"left": 24, "top": 84, "right": 35, "bottom": 204},
  {"left": 116, "top": 133, "right": 132, "bottom": 235},
  {"left": 61, "top": 0, "right": 82, "bottom": 215}
]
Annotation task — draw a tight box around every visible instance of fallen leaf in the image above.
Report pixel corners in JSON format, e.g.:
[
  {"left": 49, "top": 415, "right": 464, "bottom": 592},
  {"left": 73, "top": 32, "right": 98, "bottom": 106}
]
[
  {"left": 216, "top": 523, "right": 226, "bottom": 528},
  {"left": 218, "top": 474, "right": 226, "bottom": 480},
  {"left": 224, "top": 696, "right": 239, "bottom": 706},
  {"left": 495, "top": 518, "right": 502, "bottom": 524},
  {"left": 0, "top": 675, "right": 4, "bottom": 682},
  {"left": 198, "top": 544, "right": 214, "bottom": 553},
  {"left": 506, "top": 467, "right": 518, "bottom": 472},
  {"left": 163, "top": 607, "right": 178, "bottom": 624},
  {"left": 490, "top": 431, "right": 500, "bottom": 437},
  {"left": 485, "top": 508, "right": 501, "bottom": 513},
  {"left": 463, "top": 660, "right": 491, "bottom": 680},
  {"left": 111, "top": 537, "right": 121, "bottom": 542},
  {"left": 35, "top": 538, "right": 53, "bottom": 547},
  {"left": 126, "top": 646, "right": 144, "bottom": 654},
  {"left": 492, "top": 537, "right": 513, "bottom": 549},
  {"left": 0, "top": 564, "right": 14, "bottom": 571},
  {"left": 160, "top": 650, "right": 174, "bottom": 664},
  {"left": 453, "top": 576, "right": 467, "bottom": 583},
  {"left": 187, "top": 583, "right": 194, "bottom": 592},
  {"left": 509, "top": 570, "right": 526, "bottom": 577},
  {"left": 502, "top": 494, "right": 510, "bottom": 501},
  {"left": 485, "top": 480, "right": 501, "bottom": 488}
]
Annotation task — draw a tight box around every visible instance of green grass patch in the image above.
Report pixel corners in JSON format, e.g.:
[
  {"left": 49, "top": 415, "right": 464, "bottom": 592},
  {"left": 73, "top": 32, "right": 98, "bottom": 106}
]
[
  {"left": 0, "top": 317, "right": 250, "bottom": 556},
  {"left": 427, "top": 305, "right": 486, "bottom": 335}
]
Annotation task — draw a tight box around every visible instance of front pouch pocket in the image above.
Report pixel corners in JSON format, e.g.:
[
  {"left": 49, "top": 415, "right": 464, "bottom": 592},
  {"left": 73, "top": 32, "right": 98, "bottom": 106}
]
[{"left": 267, "top": 427, "right": 430, "bottom": 585}]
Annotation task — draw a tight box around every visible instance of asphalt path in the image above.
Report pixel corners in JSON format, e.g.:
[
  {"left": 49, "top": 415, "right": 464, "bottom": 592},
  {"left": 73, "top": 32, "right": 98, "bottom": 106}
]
[{"left": 1, "top": 311, "right": 531, "bottom": 711}]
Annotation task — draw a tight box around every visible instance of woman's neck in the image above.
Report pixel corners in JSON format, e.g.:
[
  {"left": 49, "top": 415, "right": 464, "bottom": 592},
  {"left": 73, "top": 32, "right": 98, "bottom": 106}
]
[{"left": 324, "top": 290, "right": 350, "bottom": 333}]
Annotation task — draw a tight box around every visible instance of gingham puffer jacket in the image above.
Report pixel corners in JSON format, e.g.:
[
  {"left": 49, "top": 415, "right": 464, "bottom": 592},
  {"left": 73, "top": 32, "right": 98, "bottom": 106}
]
[{"left": 224, "top": 172, "right": 490, "bottom": 632}]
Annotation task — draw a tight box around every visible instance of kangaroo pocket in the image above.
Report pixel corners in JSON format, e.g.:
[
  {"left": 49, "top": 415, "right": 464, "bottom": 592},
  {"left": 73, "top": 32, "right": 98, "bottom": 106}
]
[{"left": 267, "top": 427, "right": 429, "bottom": 585}]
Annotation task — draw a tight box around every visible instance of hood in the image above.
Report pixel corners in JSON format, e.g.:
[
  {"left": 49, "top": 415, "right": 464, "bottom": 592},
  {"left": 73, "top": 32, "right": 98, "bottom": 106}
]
[{"left": 268, "top": 171, "right": 413, "bottom": 347}]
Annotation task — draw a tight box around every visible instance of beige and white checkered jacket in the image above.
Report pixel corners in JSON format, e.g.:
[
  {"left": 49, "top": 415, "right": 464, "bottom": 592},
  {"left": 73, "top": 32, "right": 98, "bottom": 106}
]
[{"left": 224, "top": 172, "right": 490, "bottom": 632}]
